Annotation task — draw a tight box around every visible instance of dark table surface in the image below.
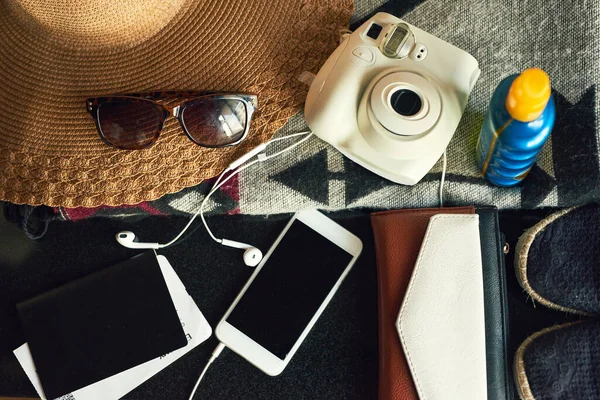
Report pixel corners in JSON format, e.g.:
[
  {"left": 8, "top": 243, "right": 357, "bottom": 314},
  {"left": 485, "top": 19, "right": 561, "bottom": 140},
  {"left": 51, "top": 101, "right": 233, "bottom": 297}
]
[{"left": 0, "top": 206, "right": 582, "bottom": 399}]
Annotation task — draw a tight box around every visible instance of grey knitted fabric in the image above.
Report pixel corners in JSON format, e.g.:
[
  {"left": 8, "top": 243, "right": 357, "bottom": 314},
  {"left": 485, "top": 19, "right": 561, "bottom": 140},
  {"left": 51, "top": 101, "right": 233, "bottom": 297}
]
[
  {"left": 59, "top": 0, "right": 600, "bottom": 218},
  {"left": 525, "top": 205, "right": 600, "bottom": 315},
  {"left": 521, "top": 321, "right": 600, "bottom": 400}
]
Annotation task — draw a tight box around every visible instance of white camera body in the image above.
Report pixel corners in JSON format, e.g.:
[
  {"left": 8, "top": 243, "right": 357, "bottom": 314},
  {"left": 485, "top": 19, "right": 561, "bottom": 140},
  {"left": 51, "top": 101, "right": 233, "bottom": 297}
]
[{"left": 305, "top": 13, "right": 480, "bottom": 185}]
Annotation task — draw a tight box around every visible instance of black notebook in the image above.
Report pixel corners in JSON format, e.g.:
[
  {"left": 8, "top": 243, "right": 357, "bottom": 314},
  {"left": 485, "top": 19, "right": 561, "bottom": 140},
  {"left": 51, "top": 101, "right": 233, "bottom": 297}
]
[
  {"left": 476, "top": 207, "right": 514, "bottom": 400},
  {"left": 17, "top": 251, "right": 187, "bottom": 399}
]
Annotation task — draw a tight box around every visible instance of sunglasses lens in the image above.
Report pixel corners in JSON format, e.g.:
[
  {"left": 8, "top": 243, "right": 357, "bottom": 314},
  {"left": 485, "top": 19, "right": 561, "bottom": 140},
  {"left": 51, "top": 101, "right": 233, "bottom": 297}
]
[
  {"left": 181, "top": 98, "right": 248, "bottom": 147},
  {"left": 97, "top": 100, "right": 164, "bottom": 149}
]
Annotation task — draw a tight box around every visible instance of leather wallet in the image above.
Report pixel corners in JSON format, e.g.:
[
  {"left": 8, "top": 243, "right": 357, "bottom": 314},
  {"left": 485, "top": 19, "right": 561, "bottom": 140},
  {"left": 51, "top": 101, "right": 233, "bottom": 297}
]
[
  {"left": 477, "top": 206, "right": 514, "bottom": 400},
  {"left": 397, "top": 214, "right": 487, "bottom": 400},
  {"left": 370, "top": 206, "right": 475, "bottom": 400}
]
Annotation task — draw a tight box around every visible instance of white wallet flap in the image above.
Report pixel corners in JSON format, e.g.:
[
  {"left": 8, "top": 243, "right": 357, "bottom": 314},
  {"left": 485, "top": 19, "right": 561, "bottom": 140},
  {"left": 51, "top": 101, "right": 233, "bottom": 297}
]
[{"left": 397, "top": 214, "right": 487, "bottom": 400}]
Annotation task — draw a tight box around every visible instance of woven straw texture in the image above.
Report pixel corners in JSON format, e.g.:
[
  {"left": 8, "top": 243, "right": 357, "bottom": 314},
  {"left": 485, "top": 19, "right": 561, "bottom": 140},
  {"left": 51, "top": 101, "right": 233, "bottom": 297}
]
[{"left": 0, "top": 0, "right": 353, "bottom": 207}]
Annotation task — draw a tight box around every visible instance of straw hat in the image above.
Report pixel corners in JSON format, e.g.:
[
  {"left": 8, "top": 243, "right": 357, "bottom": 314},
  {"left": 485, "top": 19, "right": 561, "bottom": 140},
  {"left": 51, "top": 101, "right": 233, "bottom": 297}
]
[{"left": 0, "top": 0, "right": 352, "bottom": 207}]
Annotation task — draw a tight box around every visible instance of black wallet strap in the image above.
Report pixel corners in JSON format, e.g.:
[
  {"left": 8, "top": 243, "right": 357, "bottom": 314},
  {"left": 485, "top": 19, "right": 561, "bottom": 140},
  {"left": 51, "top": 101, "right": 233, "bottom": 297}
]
[{"left": 476, "top": 206, "right": 514, "bottom": 400}]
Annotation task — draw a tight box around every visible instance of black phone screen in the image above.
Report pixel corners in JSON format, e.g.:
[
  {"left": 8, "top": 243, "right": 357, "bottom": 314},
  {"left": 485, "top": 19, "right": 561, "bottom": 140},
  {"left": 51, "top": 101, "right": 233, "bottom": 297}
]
[{"left": 226, "top": 219, "right": 354, "bottom": 360}]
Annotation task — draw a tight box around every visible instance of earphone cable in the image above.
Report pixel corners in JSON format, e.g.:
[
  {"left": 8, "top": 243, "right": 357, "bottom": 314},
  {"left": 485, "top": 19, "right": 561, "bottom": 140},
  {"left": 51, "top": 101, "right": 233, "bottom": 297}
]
[
  {"left": 188, "top": 342, "right": 226, "bottom": 400},
  {"left": 439, "top": 150, "right": 447, "bottom": 207},
  {"left": 268, "top": 130, "right": 313, "bottom": 143},
  {"left": 200, "top": 132, "right": 313, "bottom": 244},
  {"left": 159, "top": 131, "right": 313, "bottom": 249},
  {"left": 259, "top": 132, "right": 313, "bottom": 161},
  {"left": 198, "top": 158, "right": 261, "bottom": 244},
  {"left": 158, "top": 168, "right": 229, "bottom": 248}
]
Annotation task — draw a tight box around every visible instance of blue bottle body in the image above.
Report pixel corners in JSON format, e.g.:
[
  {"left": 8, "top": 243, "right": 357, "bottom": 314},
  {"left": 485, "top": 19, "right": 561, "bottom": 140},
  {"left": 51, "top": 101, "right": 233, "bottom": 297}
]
[{"left": 477, "top": 75, "right": 555, "bottom": 187}]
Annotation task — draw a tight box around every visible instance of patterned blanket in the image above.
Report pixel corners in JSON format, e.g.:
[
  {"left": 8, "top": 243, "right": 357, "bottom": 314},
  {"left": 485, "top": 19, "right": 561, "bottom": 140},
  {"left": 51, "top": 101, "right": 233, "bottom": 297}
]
[{"left": 60, "top": 0, "right": 599, "bottom": 220}]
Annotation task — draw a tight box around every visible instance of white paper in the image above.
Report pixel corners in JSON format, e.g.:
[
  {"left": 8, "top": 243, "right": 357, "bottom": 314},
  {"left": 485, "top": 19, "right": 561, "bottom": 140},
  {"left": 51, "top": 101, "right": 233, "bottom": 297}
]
[{"left": 14, "top": 255, "right": 212, "bottom": 400}]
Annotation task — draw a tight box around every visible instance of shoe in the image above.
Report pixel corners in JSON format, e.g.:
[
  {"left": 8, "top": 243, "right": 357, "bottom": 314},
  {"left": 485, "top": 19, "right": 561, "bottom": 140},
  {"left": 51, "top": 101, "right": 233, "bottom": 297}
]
[
  {"left": 514, "top": 321, "right": 600, "bottom": 400},
  {"left": 515, "top": 204, "right": 600, "bottom": 316}
]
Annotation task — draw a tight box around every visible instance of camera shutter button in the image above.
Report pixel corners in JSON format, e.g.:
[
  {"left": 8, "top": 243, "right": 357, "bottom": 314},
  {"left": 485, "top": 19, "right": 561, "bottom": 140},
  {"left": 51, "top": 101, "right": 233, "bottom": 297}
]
[{"left": 351, "top": 47, "right": 375, "bottom": 66}]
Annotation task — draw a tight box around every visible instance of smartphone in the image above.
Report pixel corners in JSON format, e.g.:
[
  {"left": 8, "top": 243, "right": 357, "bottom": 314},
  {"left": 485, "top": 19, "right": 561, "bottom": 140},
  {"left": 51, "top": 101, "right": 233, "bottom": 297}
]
[{"left": 215, "top": 209, "right": 363, "bottom": 376}]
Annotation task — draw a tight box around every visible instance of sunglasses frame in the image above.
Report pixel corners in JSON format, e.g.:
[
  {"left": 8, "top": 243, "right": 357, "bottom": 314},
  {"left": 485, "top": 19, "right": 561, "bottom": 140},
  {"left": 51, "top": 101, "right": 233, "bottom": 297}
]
[{"left": 87, "top": 92, "right": 258, "bottom": 150}]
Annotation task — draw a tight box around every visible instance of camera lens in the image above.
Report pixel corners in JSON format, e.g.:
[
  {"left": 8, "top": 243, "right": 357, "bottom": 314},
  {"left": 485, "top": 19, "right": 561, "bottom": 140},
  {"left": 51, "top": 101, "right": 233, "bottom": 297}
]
[{"left": 390, "top": 89, "right": 422, "bottom": 116}]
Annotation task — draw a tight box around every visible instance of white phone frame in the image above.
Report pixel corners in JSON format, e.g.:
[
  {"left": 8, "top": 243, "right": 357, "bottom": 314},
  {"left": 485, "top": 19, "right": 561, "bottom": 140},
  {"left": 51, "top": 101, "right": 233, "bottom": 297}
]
[{"left": 215, "top": 208, "right": 363, "bottom": 376}]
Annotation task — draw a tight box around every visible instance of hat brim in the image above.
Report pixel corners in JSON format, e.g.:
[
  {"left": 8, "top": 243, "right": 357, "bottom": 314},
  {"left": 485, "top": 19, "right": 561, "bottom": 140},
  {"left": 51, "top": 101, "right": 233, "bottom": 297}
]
[{"left": 0, "top": 0, "right": 352, "bottom": 207}]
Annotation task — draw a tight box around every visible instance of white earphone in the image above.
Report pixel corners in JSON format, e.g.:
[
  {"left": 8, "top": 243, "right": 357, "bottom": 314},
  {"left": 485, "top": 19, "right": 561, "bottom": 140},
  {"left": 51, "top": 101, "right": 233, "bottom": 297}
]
[
  {"left": 115, "top": 131, "right": 313, "bottom": 267},
  {"left": 220, "top": 239, "right": 263, "bottom": 267},
  {"left": 115, "top": 232, "right": 263, "bottom": 267},
  {"left": 116, "top": 231, "right": 160, "bottom": 249}
]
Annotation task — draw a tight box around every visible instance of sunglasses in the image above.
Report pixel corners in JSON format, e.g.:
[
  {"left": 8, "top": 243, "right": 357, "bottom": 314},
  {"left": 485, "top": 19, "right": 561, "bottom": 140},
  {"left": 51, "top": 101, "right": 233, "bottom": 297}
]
[{"left": 87, "top": 92, "right": 258, "bottom": 150}]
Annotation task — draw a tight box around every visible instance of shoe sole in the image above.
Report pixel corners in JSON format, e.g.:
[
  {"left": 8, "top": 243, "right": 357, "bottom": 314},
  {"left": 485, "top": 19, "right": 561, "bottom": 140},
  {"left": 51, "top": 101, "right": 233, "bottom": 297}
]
[
  {"left": 513, "top": 321, "right": 583, "bottom": 400},
  {"left": 514, "top": 206, "right": 593, "bottom": 316}
]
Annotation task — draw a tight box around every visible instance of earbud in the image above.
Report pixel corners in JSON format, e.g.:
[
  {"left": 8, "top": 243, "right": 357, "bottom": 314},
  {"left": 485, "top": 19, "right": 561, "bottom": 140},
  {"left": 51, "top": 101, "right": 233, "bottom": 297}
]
[
  {"left": 115, "top": 231, "right": 160, "bottom": 250},
  {"left": 242, "top": 247, "right": 263, "bottom": 267},
  {"left": 221, "top": 239, "right": 263, "bottom": 267}
]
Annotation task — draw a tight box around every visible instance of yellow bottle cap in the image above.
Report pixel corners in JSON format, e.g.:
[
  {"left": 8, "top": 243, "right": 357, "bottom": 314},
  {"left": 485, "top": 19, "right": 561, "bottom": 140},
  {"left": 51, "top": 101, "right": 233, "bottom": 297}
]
[{"left": 505, "top": 68, "right": 551, "bottom": 122}]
